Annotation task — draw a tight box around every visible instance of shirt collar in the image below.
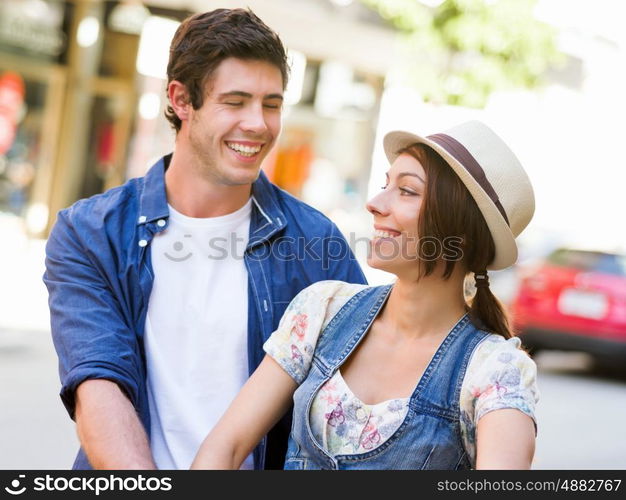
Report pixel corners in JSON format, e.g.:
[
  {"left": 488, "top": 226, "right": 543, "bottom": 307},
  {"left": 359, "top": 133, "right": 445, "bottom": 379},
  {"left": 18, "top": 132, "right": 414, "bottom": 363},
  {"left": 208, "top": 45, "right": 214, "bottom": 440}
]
[
  {"left": 249, "top": 170, "right": 287, "bottom": 247},
  {"left": 137, "top": 154, "right": 287, "bottom": 244},
  {"left": 137, "top": 154, "right": 170, "bottom": 225}
]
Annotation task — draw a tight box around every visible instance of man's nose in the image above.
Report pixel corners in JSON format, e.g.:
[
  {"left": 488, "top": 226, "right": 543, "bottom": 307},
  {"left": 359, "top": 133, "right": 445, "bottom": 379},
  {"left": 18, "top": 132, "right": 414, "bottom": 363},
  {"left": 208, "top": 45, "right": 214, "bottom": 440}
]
[{"left": 240, "top": 103, "right": 268, "bottom": 134}]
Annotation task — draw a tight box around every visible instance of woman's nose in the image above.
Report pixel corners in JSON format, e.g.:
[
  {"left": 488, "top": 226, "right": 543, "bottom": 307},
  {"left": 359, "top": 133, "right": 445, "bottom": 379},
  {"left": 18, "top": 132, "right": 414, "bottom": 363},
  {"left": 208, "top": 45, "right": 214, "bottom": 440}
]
[{"left": 366, "top": 191, "right": 390, "bottom": 217}]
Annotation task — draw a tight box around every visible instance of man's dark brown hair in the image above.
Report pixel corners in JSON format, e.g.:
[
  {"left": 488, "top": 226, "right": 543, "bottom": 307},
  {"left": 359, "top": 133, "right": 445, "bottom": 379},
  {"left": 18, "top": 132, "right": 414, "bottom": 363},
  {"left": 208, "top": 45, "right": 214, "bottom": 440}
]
[{"left": 165, "top": 8, "right": 290, "bottom": 132}]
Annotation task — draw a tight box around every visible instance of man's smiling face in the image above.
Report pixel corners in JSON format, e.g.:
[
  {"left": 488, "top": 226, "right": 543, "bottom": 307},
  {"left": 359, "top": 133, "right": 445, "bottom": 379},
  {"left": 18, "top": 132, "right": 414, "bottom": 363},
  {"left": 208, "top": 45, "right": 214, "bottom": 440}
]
[{"left": 184, "top": 57, "right": 284, "bottom": 186}]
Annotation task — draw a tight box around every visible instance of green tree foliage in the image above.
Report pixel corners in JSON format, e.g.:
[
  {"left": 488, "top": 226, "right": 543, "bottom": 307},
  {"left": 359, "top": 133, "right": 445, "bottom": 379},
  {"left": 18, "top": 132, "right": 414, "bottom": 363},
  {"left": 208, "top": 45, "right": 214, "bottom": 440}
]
[{"left": 361, "top": 0, "right": 562, "bottom": 107}]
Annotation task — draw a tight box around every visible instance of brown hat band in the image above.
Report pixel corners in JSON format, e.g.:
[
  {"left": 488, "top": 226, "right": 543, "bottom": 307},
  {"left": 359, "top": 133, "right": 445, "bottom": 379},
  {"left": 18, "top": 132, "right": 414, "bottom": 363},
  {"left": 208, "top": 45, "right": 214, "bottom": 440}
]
[{"left": 427, "top": 133, "right": 510, "bottom": 227}]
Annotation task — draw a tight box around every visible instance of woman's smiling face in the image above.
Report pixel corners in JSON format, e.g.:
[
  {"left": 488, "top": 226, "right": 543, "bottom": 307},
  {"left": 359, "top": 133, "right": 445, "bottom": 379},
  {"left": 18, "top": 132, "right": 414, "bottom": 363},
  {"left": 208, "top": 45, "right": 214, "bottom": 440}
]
[{"left": 366, "top": 153, "right": 426, "bottom": 274}]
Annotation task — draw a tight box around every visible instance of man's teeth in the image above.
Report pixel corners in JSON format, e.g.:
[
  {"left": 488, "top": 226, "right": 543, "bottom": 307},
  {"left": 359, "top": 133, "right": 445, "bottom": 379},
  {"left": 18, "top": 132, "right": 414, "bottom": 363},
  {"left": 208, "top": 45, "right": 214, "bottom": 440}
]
[
  {"left": 373, "top": 230, "right": 400, "bottom": 239},
  {"left": 227, "top": 142, "right": 262, "bottom": 156}
]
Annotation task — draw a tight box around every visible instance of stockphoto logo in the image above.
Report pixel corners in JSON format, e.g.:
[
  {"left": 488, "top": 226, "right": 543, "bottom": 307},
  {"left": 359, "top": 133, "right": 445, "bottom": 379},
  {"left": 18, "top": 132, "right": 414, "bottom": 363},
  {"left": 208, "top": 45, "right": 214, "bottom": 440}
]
[
  {"left": 4, "top": 475, "right": 26, "bottom": 495},
  {"left": 4, "top": 474, "right": 172, "bottom": 496}
]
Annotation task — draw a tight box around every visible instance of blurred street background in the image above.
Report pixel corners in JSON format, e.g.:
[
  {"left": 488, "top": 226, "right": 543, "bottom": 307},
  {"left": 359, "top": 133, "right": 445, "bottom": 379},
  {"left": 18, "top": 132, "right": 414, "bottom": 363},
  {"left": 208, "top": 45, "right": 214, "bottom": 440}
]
[{"left": 1, "top": 0, "right": 626, "bottom": 469}]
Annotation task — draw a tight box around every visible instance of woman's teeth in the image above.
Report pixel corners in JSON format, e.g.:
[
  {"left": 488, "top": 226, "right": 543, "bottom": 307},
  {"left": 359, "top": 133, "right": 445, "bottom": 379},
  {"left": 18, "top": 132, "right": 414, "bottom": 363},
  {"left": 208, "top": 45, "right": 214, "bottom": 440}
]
[
  {"left": 373, "top": 229, "right": 400, "bottom": 239},
  {"left": 226, "top": 142, "right": 262, "bottom": 157}
]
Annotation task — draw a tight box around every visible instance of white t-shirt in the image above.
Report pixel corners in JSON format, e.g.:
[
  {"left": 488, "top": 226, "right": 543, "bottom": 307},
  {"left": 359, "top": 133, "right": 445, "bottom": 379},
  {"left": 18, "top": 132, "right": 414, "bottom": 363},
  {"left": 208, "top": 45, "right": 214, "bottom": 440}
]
[{"left": 144, "top": 198, "right": 254, "bottom": 469}]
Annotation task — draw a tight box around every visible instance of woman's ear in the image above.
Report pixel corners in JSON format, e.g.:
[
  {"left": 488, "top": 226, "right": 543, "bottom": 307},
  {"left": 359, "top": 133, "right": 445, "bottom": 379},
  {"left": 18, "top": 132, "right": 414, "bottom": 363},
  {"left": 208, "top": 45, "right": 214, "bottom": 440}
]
[{"left": 168, "top": 80, "right": 191, "bottom": 122}]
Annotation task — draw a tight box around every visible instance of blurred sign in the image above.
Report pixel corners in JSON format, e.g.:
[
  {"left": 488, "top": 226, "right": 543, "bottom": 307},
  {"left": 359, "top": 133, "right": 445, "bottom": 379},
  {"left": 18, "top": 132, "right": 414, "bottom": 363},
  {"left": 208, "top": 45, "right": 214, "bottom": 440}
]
[
  {"left": 108, "top": 1, "right": 150, "bottom": 35},
  {"left": 0, "top": 0, "right": 66, "bottom": 58}
]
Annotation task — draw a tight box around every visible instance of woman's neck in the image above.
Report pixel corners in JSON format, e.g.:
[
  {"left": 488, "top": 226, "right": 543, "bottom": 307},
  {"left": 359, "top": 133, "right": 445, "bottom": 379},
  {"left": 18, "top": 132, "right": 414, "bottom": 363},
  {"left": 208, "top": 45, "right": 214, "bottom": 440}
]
[{"left": 381, "top": 269, "right": 468, "bottom": 342}]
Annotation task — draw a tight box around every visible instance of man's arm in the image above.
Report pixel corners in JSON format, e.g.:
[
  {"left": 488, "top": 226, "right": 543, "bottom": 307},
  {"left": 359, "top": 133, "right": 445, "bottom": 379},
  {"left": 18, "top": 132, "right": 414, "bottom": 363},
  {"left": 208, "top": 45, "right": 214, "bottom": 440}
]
[
  {"left": 75, "top": 380, "right": 155, "bottom": 469},
  {"left": 44, "top": 209, "right": 149, "bottom": 469}
]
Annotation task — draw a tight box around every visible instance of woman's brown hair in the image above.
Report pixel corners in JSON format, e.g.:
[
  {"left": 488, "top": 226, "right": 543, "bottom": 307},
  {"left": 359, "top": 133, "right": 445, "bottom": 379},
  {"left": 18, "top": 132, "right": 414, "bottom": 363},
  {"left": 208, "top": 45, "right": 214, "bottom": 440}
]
[{"left": 399, "top": 143, "right": 513, "bottom": 339}]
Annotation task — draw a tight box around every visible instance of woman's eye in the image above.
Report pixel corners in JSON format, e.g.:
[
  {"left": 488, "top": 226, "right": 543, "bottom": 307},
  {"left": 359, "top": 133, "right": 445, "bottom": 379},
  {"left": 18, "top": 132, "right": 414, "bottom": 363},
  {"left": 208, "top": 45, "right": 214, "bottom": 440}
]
[
  {"left": 225, "top": 102, "right": 243, "bottom": 106},
  {"left": 400, "top": 188, "right": 418, "bottom": 196}
]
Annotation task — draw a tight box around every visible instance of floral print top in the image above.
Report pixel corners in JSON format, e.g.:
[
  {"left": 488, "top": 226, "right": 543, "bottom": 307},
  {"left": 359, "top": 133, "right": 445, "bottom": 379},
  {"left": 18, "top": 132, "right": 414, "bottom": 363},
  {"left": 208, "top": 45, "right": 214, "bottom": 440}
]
[{"left": 263, "top": 281, "right": 539, "bottom": 466}]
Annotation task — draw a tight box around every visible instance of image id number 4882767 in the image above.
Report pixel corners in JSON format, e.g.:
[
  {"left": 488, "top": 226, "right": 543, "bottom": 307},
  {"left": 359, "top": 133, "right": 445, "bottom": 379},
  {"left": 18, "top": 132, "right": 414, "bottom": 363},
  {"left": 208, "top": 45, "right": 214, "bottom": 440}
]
[{"left": 558, "top": 479, "right": 621, "bottom": 492}]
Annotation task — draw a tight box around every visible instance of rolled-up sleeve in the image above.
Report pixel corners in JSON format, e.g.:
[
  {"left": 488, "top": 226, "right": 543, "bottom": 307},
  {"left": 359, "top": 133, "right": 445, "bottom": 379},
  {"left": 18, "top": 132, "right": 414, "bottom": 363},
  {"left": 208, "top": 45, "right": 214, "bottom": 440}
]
[{"left": 43, "top": 210, "right": 141, "bottom": 419}]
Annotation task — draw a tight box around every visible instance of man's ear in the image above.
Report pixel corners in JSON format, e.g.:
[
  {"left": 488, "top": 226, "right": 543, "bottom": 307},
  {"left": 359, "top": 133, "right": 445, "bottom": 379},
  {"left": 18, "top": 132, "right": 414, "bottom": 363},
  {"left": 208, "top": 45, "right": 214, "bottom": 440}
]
[{"left": 168, "top": 80, "right": 191, "bottom": 122}]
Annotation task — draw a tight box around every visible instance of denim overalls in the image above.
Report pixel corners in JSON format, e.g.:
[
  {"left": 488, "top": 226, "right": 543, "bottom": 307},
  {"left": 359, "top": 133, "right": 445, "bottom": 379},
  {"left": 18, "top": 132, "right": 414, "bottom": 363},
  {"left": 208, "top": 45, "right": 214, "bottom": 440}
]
[{"left": 284, "top": 284, "right": 489, "bottom": 470}]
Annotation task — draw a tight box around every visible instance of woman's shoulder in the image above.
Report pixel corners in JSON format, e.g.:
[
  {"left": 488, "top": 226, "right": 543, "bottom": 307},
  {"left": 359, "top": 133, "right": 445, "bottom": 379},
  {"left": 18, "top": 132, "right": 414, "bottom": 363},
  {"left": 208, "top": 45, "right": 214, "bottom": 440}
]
[
  {"left": 465, "top": 334, "right": 538, "bottom": 388},
  {"left": 300, "top": 280, "right": 370, "bottom": 296},
  {"left": 264, "top": 281, "right": 371, "bottom": 385},
  {"left": 296, "top": 280, "right": 370, "bottom": 306},
  {"left": 472, "top": 333, "right": 529, "bottom": 360},
  {"left": 293, "top": 280, "right": 371, "bottom": 327}
]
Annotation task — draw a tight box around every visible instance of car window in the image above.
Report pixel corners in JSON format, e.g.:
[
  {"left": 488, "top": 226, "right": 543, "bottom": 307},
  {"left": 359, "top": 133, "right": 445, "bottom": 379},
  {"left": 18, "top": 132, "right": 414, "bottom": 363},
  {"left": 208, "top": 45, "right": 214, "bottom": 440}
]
[{"left": 547, "top": 249, "right": 626, "bottom": 276}]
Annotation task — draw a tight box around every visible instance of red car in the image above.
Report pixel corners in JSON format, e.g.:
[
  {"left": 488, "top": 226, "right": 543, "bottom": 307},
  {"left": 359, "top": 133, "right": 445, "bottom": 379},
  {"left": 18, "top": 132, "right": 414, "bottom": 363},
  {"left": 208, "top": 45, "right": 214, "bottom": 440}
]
[{"left": 512, "top": 248, "right": 626, "bottom": 363}]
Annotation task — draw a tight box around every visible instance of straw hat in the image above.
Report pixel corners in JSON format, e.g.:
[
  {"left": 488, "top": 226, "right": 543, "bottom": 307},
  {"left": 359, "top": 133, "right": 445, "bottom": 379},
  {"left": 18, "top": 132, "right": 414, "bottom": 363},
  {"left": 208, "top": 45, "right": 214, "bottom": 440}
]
[{"left": 383, "top": 120, "right": 534, "bottom": 270}]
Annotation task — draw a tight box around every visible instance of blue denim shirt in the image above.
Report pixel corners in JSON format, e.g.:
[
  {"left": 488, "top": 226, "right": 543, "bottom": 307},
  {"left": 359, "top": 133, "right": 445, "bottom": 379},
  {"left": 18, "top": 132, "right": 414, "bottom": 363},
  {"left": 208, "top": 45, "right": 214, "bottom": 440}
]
[
  {"left": 285, "top": 285, "right": 488, "bottom": 470},
  {"left": 43, "top": 154, "right": 366, "bottom": 470}
]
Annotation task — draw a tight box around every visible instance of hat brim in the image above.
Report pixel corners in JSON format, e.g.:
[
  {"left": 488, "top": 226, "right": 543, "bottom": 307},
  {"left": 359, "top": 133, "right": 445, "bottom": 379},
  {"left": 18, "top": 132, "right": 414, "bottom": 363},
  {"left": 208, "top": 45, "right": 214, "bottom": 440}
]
[{"left": 383, "top": 130, "right": 517, "bottom": 270}]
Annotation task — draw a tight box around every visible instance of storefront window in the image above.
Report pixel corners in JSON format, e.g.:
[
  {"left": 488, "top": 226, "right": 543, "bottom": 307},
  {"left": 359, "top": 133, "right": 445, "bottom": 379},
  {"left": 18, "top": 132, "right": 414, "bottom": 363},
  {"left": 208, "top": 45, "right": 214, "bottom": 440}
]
[{"left": 0, "top": 73, "right": 49, "bottom": 218}]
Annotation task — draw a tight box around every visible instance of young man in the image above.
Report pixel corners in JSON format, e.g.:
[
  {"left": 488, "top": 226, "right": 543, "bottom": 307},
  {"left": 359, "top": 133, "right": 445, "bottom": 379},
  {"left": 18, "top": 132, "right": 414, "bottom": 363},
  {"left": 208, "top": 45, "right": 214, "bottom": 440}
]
[{"left": 44, "top": 9, "right": 366, "bottom": 470}]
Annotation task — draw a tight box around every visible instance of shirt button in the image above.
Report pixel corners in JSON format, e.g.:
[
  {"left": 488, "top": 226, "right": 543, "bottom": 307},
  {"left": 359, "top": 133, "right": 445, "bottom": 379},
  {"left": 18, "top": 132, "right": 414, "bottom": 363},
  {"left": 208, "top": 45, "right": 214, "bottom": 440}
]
[
  {"left": 138, "top": 239, "right": 148, "bottom": 247},
  {"left": 157, "top": 219, "right": 166, "bottom": 227},
  {"left": 138, "top": 215, "right": 147, "bottom": 223}
]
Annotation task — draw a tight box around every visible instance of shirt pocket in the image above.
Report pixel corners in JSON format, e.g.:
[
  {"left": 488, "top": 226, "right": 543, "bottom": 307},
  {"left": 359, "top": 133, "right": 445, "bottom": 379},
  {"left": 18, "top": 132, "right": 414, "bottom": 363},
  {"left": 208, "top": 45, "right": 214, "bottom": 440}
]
[{"left": 283, "top": 457, "right": 306, "bottom": 470}]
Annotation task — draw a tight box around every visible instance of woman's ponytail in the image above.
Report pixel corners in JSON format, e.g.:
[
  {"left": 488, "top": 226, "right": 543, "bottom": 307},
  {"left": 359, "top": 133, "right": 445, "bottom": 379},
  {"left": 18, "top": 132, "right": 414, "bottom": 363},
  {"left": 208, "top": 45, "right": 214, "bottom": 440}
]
[{"left": 468, "top": 271, "right": 513, "bottom": 339}]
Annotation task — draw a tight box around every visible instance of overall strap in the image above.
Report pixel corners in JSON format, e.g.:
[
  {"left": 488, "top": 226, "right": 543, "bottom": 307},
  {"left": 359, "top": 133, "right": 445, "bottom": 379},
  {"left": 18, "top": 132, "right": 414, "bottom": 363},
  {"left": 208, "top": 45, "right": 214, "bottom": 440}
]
[
  {"left": 408, "top": 316, "right": 490, "bottom": 418},
  {"left": 313, "top": 284, "right": 393, "bottom": 376}
]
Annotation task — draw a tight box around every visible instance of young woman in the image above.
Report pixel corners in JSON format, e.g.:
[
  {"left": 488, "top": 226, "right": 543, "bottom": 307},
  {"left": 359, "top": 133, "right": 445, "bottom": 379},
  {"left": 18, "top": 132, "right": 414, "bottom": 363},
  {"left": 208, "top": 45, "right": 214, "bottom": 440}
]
[{"left": 191, "top": 120, "right": 538, "bottom": 470}]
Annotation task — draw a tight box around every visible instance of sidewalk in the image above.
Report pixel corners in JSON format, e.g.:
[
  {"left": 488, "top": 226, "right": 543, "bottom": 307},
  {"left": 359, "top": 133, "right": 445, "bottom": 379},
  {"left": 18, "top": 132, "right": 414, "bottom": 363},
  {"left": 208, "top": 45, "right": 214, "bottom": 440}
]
[
  {"left": 0, "top": 213, "right": 50, "bottom": 335},
  {"left": 0, "top": 213, "right": 79, "bottom": 469}
]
